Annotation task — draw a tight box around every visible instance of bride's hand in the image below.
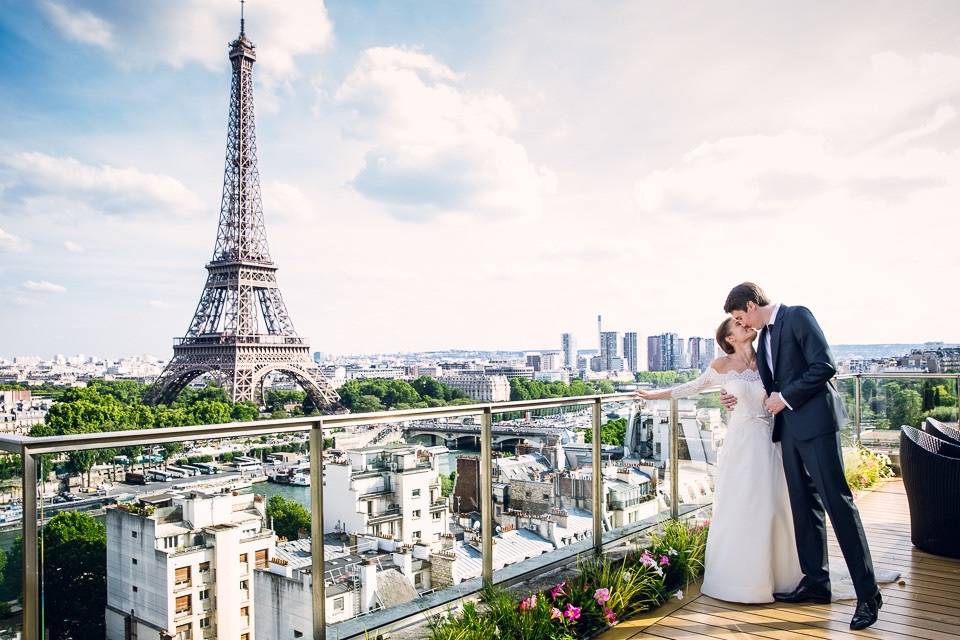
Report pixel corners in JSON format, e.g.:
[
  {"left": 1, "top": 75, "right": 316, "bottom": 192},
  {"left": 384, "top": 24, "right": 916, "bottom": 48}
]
[
  {"left": 636, "top": 389, "right": 655, "bottom": 400},
  {"left": 719, "top": 388, "right": 738, "bottom": 410}
]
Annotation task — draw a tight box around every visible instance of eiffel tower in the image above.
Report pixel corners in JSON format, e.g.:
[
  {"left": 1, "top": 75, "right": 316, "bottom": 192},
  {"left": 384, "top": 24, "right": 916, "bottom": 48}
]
[{"left": 147, "top": 13, "right": 338, "bottom": 410}]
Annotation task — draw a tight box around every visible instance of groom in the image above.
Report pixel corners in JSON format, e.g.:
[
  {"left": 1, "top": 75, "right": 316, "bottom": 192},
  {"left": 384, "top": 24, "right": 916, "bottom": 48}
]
[{"left": 721, "top": 282, "right": 881, "bottom": 630}]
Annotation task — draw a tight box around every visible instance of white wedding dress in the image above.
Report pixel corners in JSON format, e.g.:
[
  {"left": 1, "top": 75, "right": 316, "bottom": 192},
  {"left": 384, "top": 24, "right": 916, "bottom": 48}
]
[{"left": 671, "top": 367, "right": 803, "bottom": 602}]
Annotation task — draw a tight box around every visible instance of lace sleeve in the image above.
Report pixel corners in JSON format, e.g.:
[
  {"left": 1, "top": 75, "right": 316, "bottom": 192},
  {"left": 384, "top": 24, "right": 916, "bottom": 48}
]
[{"left": 669, "top": 368, "right": 720, "bottom": 399}]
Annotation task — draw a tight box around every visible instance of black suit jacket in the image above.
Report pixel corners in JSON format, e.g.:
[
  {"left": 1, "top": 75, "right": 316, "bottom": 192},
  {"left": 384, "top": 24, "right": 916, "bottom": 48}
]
[{"left": 757, "top": 305, "right": 842, "bottom": 442}]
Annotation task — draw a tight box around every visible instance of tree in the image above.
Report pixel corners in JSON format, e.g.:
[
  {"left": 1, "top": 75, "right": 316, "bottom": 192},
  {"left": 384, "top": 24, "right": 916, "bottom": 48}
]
[
  {"left": 232, "top": 401, "right": 260, "bottom": 422},
  {"left": 583, "top": 417, "right": 628, "bottom": 445},
  {"left": 0, "top": 512, "right": 106, "bottom": 639},
  {"left": 266, "top": 495, "right": 311, "bottom": 541},
  {"left": 886, "top": 387, "right": 923, "bottom": 429},
  {"left": 441, "top": 470, "right": 457, "bottom": 496}
]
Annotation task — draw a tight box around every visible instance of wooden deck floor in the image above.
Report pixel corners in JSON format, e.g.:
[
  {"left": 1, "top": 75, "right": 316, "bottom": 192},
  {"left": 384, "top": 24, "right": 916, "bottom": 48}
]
[{"left": 600, "top": 480, "right": 960, "bottom": 640}]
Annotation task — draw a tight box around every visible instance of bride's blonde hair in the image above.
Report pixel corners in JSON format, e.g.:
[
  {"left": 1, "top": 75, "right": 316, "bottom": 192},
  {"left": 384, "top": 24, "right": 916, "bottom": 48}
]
[{"left": 717, "top": 318, "right": 736, "bottom": 355}]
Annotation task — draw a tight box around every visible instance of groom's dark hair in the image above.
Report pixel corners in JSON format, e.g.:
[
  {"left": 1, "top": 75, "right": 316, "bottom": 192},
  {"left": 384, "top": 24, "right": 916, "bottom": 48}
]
[{"left": 724, "top": 282, "right": 770, "bottom": 313}]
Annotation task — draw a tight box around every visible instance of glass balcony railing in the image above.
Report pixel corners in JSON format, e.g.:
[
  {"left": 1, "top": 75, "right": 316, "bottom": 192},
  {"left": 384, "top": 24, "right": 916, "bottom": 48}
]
[
  {"left": 0, "top": 391, "right": 719, "bottom": 640},
  {"left": 834, "top": 372, "right": 960, "bottom": 451}
]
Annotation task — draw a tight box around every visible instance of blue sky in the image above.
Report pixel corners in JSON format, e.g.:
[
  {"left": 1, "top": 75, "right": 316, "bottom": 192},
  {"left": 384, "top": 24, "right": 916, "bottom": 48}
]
[{"left": 2, "top": 1, "right": 960, "bottom": 359}]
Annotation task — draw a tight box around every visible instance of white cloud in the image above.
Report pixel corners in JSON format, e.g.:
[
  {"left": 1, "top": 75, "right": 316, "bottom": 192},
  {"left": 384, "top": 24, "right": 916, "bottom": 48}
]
[
  {"left": 3, "top": 152, "right": 203, "bottom": 217},
  {"left": 48, "top": 1, "right": 333, "bottom": 84},
  {"left": 874, "top": 104, "right": 957, "bottom": 152},
  {"left": 63, "top": 240, "right": 83, "bottom": 253},
  {"left": 635, "top": 127, "right": 957, "bottom": 218},
  {"left": 41, "top": 1, "right": 113, "bottom": 49},
  {"left": 335, "top": 46, "right": 556, "bottom": 220},
  {"left": 147, "top": 300, "right": 171, "bottom": 310},
  {"left": 23, "top": 280, "right": 66, "bottom": 294},
  {"left": 0, "top": 228, "right": 29, "bottom": 253},
  {"left": 263, "top": 181, "right": 316, "bottom": 221}
]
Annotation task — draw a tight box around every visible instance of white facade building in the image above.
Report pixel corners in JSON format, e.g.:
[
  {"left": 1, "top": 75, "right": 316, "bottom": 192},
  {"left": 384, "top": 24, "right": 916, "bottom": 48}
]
[
  {"left": 105, "top": 490, "right": 275, "bottom": 640},
  {"left": 438, "top": 374, "right": 511, "bottom": 402},
  {"left": 324, "top": 445, "right": 450, "bottom": 546}
]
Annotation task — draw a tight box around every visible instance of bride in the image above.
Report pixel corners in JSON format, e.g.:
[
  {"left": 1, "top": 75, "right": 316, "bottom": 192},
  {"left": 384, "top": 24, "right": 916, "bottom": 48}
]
[{"left": 637, "top": 318, "right": 802, "bottom": 602}]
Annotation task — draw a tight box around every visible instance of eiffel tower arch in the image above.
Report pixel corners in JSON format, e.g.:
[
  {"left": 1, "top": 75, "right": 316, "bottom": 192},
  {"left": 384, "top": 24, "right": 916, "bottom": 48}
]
[{"left": 147, "top": 17, "right": 338, "bottom": 411}]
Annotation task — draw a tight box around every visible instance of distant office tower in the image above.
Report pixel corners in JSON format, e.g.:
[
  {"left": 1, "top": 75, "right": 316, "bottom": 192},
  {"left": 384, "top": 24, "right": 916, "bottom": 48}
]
[
  {"left": 600, "top": 331, "right": 621, "bottom": 371},
  {"left": 526, "top": 354, "right": 542, "bottom": 372},
  {"left": 561, "top": 333, "right": 577, "bottom": 369},
  {"left": 623, "top": 332, "right": 639, "bottom": 373},
  {"left": 687, "top": 337, "right": 702, "bottom": 370},
  {"left": 597, "top": 315, "right": 603, "bottom": 351},
  {"left": 701, "top": 339, "right": 716, "bottom": 367},
  {"left": 647, "top": 333, "right": 682, "bottom": 371},
  {"left": 647, "top": 336, "right": 661, "bottom": 372},
  {"left": 541, "top": 351, "right": 562, "bottom": 371}
]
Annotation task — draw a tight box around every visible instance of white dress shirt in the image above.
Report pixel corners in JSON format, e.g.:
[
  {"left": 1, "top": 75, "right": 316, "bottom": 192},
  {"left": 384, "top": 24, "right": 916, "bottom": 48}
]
[{"left": 765, "top": 304, "right": 793, "bottom": 410}]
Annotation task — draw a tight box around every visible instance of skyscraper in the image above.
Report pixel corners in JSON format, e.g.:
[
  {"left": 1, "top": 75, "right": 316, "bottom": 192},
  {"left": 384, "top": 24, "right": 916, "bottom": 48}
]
[
  {"left": 561, "top": 333, "right": 577, "bottom": 370},
  {"left": 647, "top": 333, "right": 682, "bottom": 371},
  {"left": 687, "top": 337, "right": 702, "bottom": 370},
  {"left": 600, "top": 331, "right": 621, "bottom": 371},
  {"left": 623, "top": 332, "right": 639, "bottom": 373}
]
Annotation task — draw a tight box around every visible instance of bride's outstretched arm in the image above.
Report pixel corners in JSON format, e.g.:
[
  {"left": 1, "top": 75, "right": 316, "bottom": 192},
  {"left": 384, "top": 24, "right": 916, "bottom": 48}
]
[{"left": 636, "top": 366, "right": 720, "bottom": 401}]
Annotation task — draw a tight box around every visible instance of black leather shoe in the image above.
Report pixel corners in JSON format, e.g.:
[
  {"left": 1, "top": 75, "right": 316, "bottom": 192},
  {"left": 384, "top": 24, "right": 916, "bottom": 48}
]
[
  {"left": 850, "top": 592, "right": 882, "bottom": 630},
  {"left": 773, "top": 584, "right": 832, "bottom": 604}
]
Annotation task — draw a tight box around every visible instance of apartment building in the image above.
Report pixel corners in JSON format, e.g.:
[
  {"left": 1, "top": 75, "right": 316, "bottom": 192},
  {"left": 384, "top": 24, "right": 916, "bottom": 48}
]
[
  {"left": 105, "top": 490, "right": 275, "bottom": 640},
  {"left": 324, "top": 445, "right": 449, "bottom": 546}
]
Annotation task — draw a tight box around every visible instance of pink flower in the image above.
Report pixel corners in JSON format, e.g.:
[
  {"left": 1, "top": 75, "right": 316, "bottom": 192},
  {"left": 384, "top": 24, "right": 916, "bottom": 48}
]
[
  {"left": 564, "top": 603, "right": 581, "bottom": 621},
  {"left": 659, "top": 555, "right": 670, "bottom": 567},
  {"left": 639, "top": 551, "right": 655, "bottom": 568},
  {"left": 549, "top": 580, "right": 567, "bottom": 600},
  {"left": 550, "top": 607, "right": 563, "bottom": 621},
  {"left": 519, "top": 594, "right": 537, "bottom": 611},
  {"left": 604, "top": 607, "right": 617, "bottom": 624},
  {"left": 594, "top": 587, "right": 611, "bottom": 605}
]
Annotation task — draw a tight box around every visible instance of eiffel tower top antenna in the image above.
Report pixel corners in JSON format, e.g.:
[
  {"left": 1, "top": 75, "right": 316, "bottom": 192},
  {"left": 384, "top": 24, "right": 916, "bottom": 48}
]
[{"left": 240, "top": 0, "right": 246, "bottom": 36}]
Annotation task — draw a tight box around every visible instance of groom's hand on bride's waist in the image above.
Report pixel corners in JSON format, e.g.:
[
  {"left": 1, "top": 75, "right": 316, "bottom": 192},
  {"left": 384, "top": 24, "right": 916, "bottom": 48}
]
[{"left": 719, "top": 389, "right": 737, "bottom": 410}]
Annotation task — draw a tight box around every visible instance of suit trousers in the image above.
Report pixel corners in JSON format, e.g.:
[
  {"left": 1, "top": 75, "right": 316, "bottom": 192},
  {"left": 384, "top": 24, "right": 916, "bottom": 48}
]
[{"left": 780, "top": 431, "right": 879, "bottom": 601}]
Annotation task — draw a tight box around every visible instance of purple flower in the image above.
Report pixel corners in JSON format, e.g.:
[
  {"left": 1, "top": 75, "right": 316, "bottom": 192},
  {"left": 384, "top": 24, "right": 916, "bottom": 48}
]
[
  {"left": 594, "top": 587, "right": 611, "bottom": 605},
  {"left": 519, "top": 594, "right": 537, "bottom": 611},
  {"left": 659, "top": 555, "right": 670, "bottom": 567},
  {"left": 639, "top": 551, "right": 656, "bottom": 568},
  {"left": 550, "top": 607, "right": 563, "bottom": 621},
  {"left": 564, "top": 603, "right": 581, "bottom": 621},
  {"left": 604, "top": 607, "right": 617, "bottom": 624},
  {"left": 549, "top": 580, "right": 567, "bottom": 600},
  {"left": 675, "top": 589, "right": 684, "bottom": 600}
]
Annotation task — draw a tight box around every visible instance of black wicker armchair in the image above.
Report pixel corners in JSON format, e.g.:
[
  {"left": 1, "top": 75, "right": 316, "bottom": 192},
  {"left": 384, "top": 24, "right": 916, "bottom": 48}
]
[
  {"left": 900, "top": 425, "right": 960, "bottom": 558},
  {"left": 922, "top": 417, "right": 960, "bottom": 447}
]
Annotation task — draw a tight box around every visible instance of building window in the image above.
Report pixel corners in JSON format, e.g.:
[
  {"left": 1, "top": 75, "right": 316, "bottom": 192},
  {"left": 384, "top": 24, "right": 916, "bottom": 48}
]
[
  {"left": 412, "top": 509, "right": 421, "bottom": 519},
  {"left": 333, "top": 597, "right": 344, "bottom": 612},
  {"left": 131, "top": 531, "right": 138, "bottom": 538},
  {"left": 413, "top": 530, "right": 421, "bottom": 540},
  {"left": 199, "top": 561, "right": 210, "bottom": 573},
  {"left": 199, "top": 618, "right": 210, "bottom": 629},
  {"left": 164, "top": 536, "right": 178, "bottom": 549},
  {"left": 414, "top": 573, "right": 423, "bottom": 587},
  {"left": 432, "top": 511, "right": 441, "bottom": 520},
  {"left": 132, "top": 558, "right": 138, "bottom": 565},
  {"left": 412, "top": 489, "right": 421, "bottom": 497},
  {"left": 543, "top": 493, "right": 550, "bottom": 500},
  {"left": 294, "top": 632, "right": 303, "bottom": 639},
  {"left": 175, "top": 566, "right": 191, "bottom": 587},
  {"left": 175, "top": 594, "right": 191, "bottom": 616},
  {"left": 175, "top": 623, "right": 191, "bottom": 640},
  {"left": 240, "top": 580, "right": 249, "bottom": 591},
  {"left": 241, "top": 635, "right": 249, "bottom": 640},
  {"left": 132, "top": 586, "right": 138, "bottom": 593},
  {"left": 199, "top": 589, "right": 210, "bottom": 601},
  {"left": 255, "top": 548, "right": 268, "bottom": 569},
  {"left": 239, "top": 553, "right": 248, "bottom": 564}
]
